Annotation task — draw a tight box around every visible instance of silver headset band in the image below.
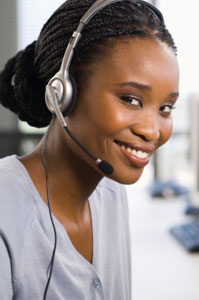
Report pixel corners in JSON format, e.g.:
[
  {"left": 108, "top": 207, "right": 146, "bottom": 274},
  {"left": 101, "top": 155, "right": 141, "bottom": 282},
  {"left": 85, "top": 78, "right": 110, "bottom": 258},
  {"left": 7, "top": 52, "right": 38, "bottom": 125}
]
[
  {"left": 58, "top": 0, "right": 163, "bottom": 78},
  {"left": 59, "top": 0, "right": 128, "bottom": 76}
]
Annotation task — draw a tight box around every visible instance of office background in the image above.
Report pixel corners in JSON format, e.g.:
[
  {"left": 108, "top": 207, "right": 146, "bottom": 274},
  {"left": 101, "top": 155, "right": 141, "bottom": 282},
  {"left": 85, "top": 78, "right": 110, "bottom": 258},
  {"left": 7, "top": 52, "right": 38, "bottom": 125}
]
[{"left": 0, "top": 1, "right": 199, "bottom": 299}]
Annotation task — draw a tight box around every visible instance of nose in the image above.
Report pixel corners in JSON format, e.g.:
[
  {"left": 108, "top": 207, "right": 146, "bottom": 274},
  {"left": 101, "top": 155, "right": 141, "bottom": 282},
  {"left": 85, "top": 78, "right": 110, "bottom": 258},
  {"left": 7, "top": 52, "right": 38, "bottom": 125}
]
[{"left": 131, "top": 112, "right": 160, "bottom": 142}]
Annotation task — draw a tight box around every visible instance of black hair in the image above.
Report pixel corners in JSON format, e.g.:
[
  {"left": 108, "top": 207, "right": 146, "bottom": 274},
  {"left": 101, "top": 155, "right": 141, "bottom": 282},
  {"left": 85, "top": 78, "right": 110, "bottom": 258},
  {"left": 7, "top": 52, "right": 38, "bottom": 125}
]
[{"left": 0, "top": 0, "right": 177, "bottom": 128}]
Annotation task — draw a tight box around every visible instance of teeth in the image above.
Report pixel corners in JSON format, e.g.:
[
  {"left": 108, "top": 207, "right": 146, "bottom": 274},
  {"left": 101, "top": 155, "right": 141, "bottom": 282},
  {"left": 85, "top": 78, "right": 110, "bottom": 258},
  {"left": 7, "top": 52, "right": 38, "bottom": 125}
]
[
  {"left": 132, "top": 149, "right": 137, "bottom": 156},
  {"left": 127, "top": 147, "right": 132, "bottom": 153},
  {"left": 120, "top": 144, "right": 148, "bottom": 159}
]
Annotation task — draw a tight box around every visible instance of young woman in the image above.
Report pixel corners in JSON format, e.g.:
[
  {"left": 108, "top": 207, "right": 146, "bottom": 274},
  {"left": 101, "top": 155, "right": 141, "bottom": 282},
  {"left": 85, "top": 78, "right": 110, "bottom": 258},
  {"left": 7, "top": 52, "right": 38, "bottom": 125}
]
[{"left": 0, "top": 0, "right": 179, "bottom": 299}]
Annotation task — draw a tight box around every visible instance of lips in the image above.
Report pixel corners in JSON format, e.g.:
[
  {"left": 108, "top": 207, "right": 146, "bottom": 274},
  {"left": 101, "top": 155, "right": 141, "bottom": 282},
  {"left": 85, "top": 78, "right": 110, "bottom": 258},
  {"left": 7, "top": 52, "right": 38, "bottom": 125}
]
[{"left": 114, "top": 140, "right": 155, "bottom": 168}]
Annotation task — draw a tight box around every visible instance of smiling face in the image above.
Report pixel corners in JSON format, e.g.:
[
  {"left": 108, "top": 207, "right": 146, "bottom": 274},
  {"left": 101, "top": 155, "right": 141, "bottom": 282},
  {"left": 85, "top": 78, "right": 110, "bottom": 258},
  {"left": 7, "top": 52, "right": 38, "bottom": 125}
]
[{"left": 66, "top": 37, "right": 179, "bottom": 184}]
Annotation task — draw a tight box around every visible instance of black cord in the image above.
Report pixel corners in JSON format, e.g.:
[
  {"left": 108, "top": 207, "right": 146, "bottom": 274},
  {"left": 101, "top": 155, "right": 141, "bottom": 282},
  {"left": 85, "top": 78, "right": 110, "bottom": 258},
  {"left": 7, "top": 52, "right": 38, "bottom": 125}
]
[
  {"left": 42, "top": 129, "right": 58, "bottom": 300},
  {"left": 64, "top": 126, "right": 97, "bottom": 161}
]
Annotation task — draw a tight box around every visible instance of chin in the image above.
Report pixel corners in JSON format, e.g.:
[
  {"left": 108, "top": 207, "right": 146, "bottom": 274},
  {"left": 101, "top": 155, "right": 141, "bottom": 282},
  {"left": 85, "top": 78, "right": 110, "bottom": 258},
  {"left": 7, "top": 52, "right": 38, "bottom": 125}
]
[{"left": 110, "top": 168, "right": 144, "bottom": 185}]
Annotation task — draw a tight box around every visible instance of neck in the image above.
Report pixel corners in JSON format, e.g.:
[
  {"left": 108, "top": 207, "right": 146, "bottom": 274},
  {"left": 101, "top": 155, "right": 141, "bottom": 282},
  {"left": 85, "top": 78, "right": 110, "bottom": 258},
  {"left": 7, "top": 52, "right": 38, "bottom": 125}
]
[{"left": 23, "top": 121, "right": 103, "bottom": 221}]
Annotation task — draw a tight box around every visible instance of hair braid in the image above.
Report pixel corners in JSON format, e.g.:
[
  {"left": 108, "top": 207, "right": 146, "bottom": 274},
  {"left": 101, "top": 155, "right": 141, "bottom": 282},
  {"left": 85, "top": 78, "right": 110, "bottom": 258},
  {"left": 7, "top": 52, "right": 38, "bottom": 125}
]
[{"left": 0, "top": 0, "right": 177, "bottom": 128}]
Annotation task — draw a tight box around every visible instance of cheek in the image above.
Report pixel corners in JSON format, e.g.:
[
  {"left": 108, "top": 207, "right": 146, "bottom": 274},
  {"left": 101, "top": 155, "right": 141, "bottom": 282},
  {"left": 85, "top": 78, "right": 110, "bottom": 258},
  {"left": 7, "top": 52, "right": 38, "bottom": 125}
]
[
  {"left": 99, "top": 108, "right": 128, "bottom": 133},
  {"left": 158, "top": 117, "right": 173, "bottom": 147},
  {"left": 85, "top": 98, "right": 127, "bottom": 135}
]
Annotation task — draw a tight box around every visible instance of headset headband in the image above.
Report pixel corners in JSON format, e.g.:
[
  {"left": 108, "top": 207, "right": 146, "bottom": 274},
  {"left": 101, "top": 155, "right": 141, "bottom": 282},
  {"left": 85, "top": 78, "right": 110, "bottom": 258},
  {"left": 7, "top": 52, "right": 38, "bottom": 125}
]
[{"left": 59, "top": 0, "right": 164, "bottom": 75}]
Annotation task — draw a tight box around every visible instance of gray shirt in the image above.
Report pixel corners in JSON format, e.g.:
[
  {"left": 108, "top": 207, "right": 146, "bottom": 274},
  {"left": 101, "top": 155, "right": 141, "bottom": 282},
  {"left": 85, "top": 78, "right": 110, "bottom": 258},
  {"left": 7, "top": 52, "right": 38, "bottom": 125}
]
[{"left": 0, "top": 155, "right": 131, "bottom": 300}]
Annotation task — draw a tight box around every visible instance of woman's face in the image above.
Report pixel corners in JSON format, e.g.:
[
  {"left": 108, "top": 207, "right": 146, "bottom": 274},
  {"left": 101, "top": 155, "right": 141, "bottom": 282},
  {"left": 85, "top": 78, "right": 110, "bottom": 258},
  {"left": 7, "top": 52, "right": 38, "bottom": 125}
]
[{"left": 67, "top": 38, "right": 179, "bottom": 184}]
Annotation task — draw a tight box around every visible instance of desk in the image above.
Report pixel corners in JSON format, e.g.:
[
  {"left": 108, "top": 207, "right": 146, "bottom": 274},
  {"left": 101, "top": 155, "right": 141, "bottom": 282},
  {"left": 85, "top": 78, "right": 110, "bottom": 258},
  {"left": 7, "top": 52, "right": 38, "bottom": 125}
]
[{"left": 126, "top": 186, "right": 199, "bottom": 300}]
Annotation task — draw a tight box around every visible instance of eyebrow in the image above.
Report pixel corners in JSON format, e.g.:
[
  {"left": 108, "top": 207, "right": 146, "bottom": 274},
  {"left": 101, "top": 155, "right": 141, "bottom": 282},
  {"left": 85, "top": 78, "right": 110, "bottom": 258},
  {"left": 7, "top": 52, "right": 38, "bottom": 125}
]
[
  {"left": 169, "top": 92, "right": 179, "bottom": 98},
  {"left": 114, "top": 81, "right": 152, "bottom": 91},
  {"left": 114, "top": 81, "right": 179, "bottom": 98}
]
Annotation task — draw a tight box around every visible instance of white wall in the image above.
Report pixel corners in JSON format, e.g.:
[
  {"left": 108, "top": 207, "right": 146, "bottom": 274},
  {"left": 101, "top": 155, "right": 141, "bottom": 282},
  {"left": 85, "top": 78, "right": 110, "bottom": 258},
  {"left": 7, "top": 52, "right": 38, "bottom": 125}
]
[
  {"left": 17, "top": 0, "right": 65, "bottom": 49},
  {"left": 158, "top": 0, "right": 199, "bottom": 96}
]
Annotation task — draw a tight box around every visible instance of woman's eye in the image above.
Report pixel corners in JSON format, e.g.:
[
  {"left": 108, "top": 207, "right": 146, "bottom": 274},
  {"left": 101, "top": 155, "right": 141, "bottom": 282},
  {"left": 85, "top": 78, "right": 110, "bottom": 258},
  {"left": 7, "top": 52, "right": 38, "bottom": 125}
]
[
  {"left": 160, "top": 104, "right": 176, "bottom": 114},
  {"left": 120, "top": 96, "right": 141, "bottom": 107}
]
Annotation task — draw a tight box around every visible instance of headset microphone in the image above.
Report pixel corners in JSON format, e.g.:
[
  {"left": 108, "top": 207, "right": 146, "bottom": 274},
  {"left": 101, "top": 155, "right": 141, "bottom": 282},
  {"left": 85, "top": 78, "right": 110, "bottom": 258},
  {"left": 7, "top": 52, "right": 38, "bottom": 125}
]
[{"left": 45, "top": 84, "right": 114, "bottom": 176}]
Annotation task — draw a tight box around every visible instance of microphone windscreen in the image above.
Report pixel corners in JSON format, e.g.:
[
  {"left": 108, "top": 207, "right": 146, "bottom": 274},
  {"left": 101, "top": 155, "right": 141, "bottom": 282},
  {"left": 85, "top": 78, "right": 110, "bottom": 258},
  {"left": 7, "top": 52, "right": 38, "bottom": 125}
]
[{"left": 97, "top": 160, "right": 114, "bottom": 176}]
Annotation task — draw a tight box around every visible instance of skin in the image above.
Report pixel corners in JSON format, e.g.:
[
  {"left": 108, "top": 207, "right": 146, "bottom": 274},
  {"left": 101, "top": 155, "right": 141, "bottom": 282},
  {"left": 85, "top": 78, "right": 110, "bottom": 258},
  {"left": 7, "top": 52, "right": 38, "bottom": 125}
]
[{"left": 21, "top": 37, "right": 179, "bottom": 263}]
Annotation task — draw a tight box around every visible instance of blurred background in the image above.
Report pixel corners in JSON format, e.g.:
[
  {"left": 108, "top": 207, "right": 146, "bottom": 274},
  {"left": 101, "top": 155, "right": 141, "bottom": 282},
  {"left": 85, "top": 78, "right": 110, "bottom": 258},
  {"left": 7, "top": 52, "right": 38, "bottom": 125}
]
[{"left": 0, "top": 1, "right": 199, "bottom": 299}]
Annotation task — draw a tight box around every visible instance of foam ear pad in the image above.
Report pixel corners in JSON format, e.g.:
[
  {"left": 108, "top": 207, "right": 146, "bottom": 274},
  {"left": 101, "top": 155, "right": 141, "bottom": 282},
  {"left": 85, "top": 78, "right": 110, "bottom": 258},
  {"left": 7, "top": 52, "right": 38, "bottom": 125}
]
[{"left": 62, "top": 74, "right": 78, "bottom": 116}]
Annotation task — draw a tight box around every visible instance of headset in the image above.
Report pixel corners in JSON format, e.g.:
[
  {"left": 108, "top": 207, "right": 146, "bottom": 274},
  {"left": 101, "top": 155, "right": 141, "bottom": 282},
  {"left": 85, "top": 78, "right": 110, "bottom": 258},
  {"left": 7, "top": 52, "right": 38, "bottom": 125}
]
[
  {"left": 44, "top": 0, "right": 163, "bottom": 176},
  {"left": 43, "top": 1, "right": 164, "bottom": 298}
]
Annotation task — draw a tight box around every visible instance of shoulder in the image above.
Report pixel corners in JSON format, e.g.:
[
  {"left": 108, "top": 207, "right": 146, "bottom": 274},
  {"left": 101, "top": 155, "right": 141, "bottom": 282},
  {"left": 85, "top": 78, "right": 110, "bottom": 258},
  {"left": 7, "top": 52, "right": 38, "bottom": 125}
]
[
  {"left": 0, "top": 155, "right": 35, "bottom": 203},
  {"left": 0, "top": 155, "right": 22, "bottom": 201},
  {"left": 0, "top": 155, "right": 28, "bottom": 188},
  {"left": 0, "top": 155, "right": 38, "bottom": 238}
]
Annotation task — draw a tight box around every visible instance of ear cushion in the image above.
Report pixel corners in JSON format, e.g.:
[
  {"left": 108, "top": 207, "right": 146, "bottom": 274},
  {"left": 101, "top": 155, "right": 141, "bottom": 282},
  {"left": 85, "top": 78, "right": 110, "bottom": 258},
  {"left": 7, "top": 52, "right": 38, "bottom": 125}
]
[{"left": 62, "top": 74, "right": 78, "bottom": 116}]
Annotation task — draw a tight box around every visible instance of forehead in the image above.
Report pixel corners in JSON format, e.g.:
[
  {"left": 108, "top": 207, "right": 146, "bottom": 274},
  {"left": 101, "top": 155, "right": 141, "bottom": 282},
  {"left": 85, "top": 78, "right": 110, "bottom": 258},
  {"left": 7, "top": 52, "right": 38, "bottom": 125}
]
[{"left": 94, "top": 37, "right": 179, "bottom": 89}]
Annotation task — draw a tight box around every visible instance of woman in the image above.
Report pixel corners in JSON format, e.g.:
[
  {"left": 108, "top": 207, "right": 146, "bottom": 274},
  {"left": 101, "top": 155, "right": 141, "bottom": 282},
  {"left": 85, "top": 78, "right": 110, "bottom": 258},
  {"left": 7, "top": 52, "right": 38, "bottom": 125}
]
[{"left": 0, "top": 0, "right": 179, "bottom": 299}]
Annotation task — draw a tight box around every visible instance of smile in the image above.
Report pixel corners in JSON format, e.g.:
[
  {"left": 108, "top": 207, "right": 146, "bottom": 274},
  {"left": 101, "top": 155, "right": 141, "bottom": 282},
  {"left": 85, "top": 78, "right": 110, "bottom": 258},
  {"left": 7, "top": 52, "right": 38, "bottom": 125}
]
[
  {"left": 114, "top": 141, "right": 154, "bottom": 168},
  {"left": 120, "top": 145, "right": 148, "bottom": 159}
]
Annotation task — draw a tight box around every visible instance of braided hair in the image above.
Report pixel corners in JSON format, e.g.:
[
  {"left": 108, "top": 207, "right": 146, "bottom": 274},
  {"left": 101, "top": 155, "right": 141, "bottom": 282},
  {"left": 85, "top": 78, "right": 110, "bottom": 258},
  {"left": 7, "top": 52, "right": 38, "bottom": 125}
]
[{"left": 0, "top": 0, "right": 176, "bottom": 128}]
